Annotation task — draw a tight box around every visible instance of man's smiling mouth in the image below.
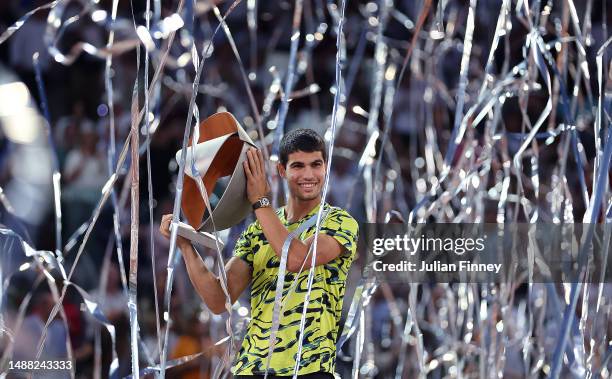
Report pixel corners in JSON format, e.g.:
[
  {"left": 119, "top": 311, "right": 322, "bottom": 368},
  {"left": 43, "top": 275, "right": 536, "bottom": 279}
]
[{"left": 298, "top": 182, "right": 317, "bottom": 189}]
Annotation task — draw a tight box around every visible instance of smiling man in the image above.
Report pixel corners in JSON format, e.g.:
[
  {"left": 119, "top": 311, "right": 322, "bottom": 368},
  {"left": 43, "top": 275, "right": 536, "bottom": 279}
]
[{"left": 160, "top": 128, "right": 358, "bottom": 378}]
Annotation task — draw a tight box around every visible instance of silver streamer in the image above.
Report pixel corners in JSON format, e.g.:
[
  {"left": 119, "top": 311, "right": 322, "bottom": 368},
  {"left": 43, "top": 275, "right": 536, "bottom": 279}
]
[
  {"left": 0, "top": 229, "right": 120, "bottom": 377},
  {"left": 127, "top": 35, "right": 141, "bottom": 379},
  {"left": 161, "top": 3, "right": 242, "bottom": 378},
  {"left": 290, "top": 0, "right": 346, "bottom": 376}
]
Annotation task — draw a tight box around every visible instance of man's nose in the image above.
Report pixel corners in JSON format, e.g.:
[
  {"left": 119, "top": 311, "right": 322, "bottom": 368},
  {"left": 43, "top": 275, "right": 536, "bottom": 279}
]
[{"left": 302, "top": 166, "right": 315, "bottom": 179}]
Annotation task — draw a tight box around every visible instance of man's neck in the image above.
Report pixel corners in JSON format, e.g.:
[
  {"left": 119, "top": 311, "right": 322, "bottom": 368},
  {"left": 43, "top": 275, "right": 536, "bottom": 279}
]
[{"left": 285, "top": 196, "right": 322, "bottom": 223}]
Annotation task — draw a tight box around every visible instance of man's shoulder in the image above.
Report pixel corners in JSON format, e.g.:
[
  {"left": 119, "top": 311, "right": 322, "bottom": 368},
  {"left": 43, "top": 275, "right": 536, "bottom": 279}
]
[
  {"left": 324, "top": 204, "right": 358, "bottom": 225},
  {"left": 325, "top": 204, "right": 351, "bottom": 215}
]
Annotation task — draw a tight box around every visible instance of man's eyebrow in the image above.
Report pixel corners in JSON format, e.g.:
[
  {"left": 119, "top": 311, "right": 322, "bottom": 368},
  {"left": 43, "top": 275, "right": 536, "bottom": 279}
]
[{"left": 290, "top": 159, "right": 323, "bottom": 166}]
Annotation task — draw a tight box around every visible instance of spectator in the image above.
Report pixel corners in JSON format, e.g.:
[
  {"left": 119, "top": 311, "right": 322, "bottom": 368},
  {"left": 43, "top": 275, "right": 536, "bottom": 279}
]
[
  {"left": 62, "top": 122, "right": 107, "bottom": 236},
  {"left": 12, "top": 281, "right": 69, "bottom": 378}
]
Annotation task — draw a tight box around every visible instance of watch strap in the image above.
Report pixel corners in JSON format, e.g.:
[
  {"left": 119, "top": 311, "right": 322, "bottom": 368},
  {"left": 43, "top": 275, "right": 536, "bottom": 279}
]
[{"left": 252, "top": 197, "right": 271, "bottom": 210}]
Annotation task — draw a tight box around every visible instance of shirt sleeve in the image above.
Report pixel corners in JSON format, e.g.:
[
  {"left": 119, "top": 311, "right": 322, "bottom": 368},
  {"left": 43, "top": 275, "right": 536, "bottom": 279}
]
[
  {"left": 233, "top": 223, "right": 255, "bottom": 268},
  {"left": 321, "top": 207, "right": 359, "bottom": 258}
]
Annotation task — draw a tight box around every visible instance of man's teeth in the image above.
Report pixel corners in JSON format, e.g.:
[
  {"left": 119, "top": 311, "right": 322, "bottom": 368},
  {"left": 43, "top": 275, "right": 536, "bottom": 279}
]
[{"left": 299, "top": 183, "right": 316, "bottom": 188}]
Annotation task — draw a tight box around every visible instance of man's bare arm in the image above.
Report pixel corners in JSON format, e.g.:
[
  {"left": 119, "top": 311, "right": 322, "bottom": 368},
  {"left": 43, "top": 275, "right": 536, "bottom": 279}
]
[
  {"left": 242, "top": 148, "right": 344, "bottom": 272},
  {"left": 253, "top": 207, "right": 343, "bottom": 272},
  {"left": 160, "top": 215, "right": 251, "bottom": 314}
]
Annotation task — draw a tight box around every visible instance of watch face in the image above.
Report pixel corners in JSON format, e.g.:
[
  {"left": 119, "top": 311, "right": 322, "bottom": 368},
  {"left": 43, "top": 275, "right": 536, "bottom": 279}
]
[{"left": 261, "top": 198, "right": 270, "bottom": 207}]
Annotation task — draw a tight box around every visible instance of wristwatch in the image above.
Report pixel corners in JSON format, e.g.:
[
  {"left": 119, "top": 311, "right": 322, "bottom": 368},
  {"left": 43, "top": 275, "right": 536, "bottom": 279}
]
[{"left": 252, "top": 196, "right": 271, "bottom": 211}]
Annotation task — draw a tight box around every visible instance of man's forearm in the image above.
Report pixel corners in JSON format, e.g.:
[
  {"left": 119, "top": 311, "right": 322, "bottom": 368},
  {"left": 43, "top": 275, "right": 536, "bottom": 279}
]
[
  {"left": 177, "top": 241, "right": 228, "bottom": 314},
  {"left": 253, "top": 207, "right": 309, "bottom": 271}
]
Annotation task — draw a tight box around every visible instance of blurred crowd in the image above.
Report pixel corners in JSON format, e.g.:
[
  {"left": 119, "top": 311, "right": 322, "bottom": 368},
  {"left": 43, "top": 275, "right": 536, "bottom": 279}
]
[{"left": 0, "top": 0, "right": 610, "bottom": 378}]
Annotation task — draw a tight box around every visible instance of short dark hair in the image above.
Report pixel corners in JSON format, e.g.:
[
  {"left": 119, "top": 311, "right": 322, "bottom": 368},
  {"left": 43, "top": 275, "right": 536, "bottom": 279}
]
[{"left": 279, "top": 128, "right": 327, "bottom": 166}]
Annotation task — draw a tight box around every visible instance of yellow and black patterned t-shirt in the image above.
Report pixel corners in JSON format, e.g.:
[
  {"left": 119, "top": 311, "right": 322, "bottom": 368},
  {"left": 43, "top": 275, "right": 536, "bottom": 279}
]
[{"left": 231, "top": 203, "right": 358, "bottom": 376}]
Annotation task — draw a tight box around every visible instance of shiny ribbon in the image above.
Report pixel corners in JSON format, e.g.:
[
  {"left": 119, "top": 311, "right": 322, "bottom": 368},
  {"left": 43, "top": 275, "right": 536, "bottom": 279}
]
[{"left": 263, "top": 208, "right": 329, "bottom": 378}]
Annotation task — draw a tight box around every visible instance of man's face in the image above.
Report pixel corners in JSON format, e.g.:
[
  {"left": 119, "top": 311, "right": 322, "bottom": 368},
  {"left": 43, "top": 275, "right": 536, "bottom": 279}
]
[{"left": 278, "top": 150, "right": 326, "bottom": 201}]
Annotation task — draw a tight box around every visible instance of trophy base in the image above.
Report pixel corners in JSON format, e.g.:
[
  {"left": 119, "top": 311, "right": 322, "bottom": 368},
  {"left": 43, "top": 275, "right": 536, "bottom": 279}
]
[{"left": 173, "top": 221, "right": 225, "bottom": 250}]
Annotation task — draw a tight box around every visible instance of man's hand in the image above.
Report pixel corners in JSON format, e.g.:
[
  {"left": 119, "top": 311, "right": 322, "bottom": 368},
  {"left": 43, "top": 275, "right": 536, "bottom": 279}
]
[
  {"left": 243, "top": 148, "right": 271, "bottom": 203},
  {"left": 159, "top": 214, "right": 190, "bottom": 249},
  {"left": 159, "top": 213, "right": 253, "bottom": 314}
]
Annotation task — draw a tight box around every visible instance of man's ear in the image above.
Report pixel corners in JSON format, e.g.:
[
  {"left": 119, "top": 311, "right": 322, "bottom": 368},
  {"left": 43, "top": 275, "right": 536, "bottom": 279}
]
[{"left": 277, "top": 162, "right": 286, "bottom": 178}]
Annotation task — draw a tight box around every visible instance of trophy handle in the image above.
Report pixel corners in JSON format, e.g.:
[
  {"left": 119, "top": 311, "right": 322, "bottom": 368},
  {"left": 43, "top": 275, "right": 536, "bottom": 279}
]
[{"left": 171, "top": 221, "right": 225, "bottom": 250}]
